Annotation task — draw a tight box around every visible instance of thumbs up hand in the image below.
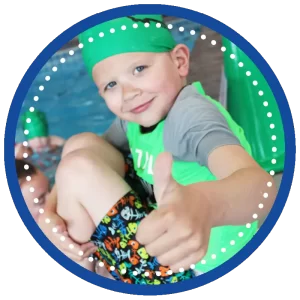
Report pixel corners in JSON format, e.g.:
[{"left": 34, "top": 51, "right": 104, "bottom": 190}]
[
  {"left": 136, "top": 152, "right": 212, "bottom": 273},
  {"left": 152, "top": 152, "right": 179, "bottom": 206}
]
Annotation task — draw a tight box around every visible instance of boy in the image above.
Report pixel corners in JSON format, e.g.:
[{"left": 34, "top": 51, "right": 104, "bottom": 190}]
[
  {"left": 20, "top": 109, "right": 65, "bottom": 153},
  {"left": 38, "top": 15, "right": 277, "bottom": 284},
  {"left": 16, "top": 159, "right": 50, "bottom": 222}
]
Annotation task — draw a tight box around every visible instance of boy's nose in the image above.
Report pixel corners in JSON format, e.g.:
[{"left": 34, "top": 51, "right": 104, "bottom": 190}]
[{"left": 122, "top": 84, "right": 142, "bottom": 102}]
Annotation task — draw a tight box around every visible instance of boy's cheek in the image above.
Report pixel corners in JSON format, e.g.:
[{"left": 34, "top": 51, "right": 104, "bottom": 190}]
[
  {"left": 106, "top": 103, "right": 118, "bottom": 115},
  {"left": 105, "top": 98, "right": 123, "bottom": 116}
]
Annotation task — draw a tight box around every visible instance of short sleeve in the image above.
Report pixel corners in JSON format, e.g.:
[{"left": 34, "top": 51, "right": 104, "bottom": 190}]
[
  {"left": 102, "top": 118, "right": 130, "bottom": 152},
  {"left": 163, "top": 88, "right": 241, "bottom": 167}
]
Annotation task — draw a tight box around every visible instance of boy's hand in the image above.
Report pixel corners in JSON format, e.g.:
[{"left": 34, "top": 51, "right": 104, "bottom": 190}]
[
  {"left": 38, "top": 211, "right": 97, "bottom": 262},
  {"left": 136, "top": 152, "right": 213, "bottom": 272}
]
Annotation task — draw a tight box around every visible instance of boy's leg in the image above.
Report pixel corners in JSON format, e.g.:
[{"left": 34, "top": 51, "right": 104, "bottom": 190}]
[
  {"left": 56, "top": 142, "right": 131, "bottom": 253},
  {"left": 56, "top": 134, "right": 195, "bottom": 283},
  {"left": 56, "top": 133, "right": 127, "bottom": 274},
  {"left": 61, "top": 132, "right": 126, "bottom": 177}
]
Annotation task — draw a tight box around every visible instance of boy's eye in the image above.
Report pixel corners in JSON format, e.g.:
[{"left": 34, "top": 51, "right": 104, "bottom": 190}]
[
  {"left": 105, "top": 81, "right": 117, "bottom": 91},
  {"left": 134, "top": 66, "right": 146, "bottom": 74}
]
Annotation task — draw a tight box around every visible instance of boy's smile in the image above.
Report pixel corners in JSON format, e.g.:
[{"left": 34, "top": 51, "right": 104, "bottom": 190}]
[
  {"left": 129, "top": 98, "right": 155, "bottom": 114},
  {"left": 92, "top": 44, "right": 190, "bottom": 127}
]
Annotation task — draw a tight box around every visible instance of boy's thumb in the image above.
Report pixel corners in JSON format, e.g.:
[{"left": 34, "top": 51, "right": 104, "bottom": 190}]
[{"left": 153, "top": 152, "right": 178, "bottom": 206}]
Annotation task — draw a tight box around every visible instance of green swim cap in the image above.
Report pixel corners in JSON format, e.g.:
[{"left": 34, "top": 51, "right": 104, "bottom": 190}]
[
  {"left": 21, "top": 110, "right": 49, "bottom": 140},
  {"left": 78, "top": 15, "right": 177, "bottom": 76}
]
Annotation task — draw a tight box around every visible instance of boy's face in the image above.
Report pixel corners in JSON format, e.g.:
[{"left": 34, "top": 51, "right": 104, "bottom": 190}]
[
  {"left": 20, "top": 170, "right": 50, "bottom": 222},
  {"left": 15, "top": 144, "right": 33, "bottom": 159},
  {"left": 93, "top": 44, "right": 190, "bottom": 127}
]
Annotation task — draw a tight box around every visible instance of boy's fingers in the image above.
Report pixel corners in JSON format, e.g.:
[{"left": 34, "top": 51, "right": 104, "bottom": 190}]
[
  {"left": 144, "top": 228, "right": 179, "bottom": 257},
  {"left": 56, "top": 235, "right": 97, "bottom": 259},
  {"left": 136, "top": 209, "right": 168, "bottom": 245},
  {"left": 55, "top": 233, "right": 82, "bottom": 256},
  {"left": 38, "top": 213, "right": 87, "bottom": 261},
  {"left": 40, "top": 213, "right": 96, "bottom": 261},
  {"left": 80, "top": 242, "right": 96, "bottom": 252},
  {"left": 80, "top": 242, "right": 98, "bottom": 257},
  {"left": 64, "top": 252, "right": 84, "bottom": 262},
  {"left": 84, "top": 247, "right": 98, "bottom": 258}
]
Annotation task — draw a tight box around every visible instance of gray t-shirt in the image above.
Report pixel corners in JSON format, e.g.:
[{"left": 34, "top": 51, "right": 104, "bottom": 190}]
[{"left": 103, "top": 84, "right": 240, "bottom": 168}]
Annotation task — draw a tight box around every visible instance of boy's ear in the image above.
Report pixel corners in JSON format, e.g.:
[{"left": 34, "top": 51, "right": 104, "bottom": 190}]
[{"left": 170, "top": 44, "right": 190, "bottom": 77}]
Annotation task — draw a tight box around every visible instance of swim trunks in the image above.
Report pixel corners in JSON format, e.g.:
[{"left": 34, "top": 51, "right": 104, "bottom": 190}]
[{"left": 90, "top": 154, "right": 195, "bottom": 284}]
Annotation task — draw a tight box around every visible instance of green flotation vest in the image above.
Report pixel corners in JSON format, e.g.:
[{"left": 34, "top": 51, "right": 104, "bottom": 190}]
[{"left": 126, "top": 81, "right": 258, "bottom": 273}]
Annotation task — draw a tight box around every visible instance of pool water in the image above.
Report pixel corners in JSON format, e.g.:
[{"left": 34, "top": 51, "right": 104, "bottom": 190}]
[
  {"left": 27, "top": 146, "right": 63, "bottom": 187},
  {"left": 15, "top": 18, "right": 202, "bottom": 143}
]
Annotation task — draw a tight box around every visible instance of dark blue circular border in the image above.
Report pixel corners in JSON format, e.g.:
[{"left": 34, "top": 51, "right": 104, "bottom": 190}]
[{"left": 4, "top": 4, "right": 295, "bottom": 295}]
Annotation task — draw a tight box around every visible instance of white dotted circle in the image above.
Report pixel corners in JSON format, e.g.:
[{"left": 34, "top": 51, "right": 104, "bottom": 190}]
[{"left": 22, "top": 25, "right": 279, "bottom": 275}]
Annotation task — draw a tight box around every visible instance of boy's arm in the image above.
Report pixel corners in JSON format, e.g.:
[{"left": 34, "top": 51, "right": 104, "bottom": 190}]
[
  {"left": 44, "top": 183, "right": 57, "bottom": 212},
  {"left": 163, "top": 90, "right": 277, "bottom": 226},
  {"left": 196, "top": 144, "right": 276, "bottom": 226}
]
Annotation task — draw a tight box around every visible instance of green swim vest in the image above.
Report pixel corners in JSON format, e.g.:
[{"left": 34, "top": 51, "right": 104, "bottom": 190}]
[{"left": 126, "top": 81, "right": 258, "bottom": 273}]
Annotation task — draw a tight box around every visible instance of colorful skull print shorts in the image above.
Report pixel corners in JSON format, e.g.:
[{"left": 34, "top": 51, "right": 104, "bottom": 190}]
[{"left": 90, "top": 154, "right": 196, "bottom": 284}]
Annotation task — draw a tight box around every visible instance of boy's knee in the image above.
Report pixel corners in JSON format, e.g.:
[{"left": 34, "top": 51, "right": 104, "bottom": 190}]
[
  {"left": 56, "top": 148, "right": 98, "bottom": 183},
  {"left": 62, "top": 132, "right": 106, "bottom": 158},
  {"left": 60, "top": 132, "right": 125, "bottom": 179}
]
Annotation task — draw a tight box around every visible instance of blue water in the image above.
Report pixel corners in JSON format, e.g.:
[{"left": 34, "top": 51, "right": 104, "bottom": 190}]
[{"left": 15, "top": 18, "right": 201, "bottom": 144}]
